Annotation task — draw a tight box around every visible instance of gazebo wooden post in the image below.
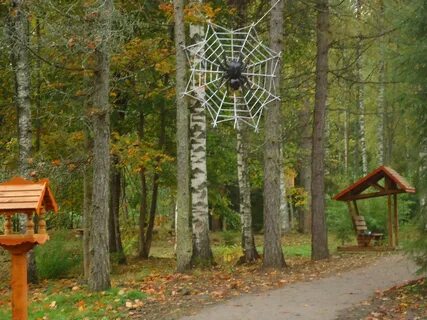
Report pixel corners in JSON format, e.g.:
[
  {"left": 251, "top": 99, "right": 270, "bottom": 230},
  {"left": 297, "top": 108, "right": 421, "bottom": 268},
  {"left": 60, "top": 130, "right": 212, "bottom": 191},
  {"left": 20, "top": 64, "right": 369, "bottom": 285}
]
[
  {"left": 387, "top": 194, "right": 393, "bottom": 247},
  {"left": 393, "top": 194, "right": 399, "bottom": 247}
]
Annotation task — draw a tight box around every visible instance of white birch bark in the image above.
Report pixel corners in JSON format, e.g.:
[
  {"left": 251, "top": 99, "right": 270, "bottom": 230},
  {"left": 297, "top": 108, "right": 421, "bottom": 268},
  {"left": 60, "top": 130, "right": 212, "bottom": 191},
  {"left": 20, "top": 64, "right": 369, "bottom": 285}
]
[
  {"left": 189, "top": 3, "right": 213, "bottom": 264},
  {"left": 174, "top": 0, "right": 193, "bottom": 272}
]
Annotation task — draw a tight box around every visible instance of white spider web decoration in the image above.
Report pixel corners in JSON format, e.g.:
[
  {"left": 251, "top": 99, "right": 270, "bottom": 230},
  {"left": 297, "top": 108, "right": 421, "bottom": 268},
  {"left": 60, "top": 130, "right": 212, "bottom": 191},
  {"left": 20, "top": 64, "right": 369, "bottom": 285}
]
[{"left": 183, "top": 22, "right": 281, "bottom": 130}]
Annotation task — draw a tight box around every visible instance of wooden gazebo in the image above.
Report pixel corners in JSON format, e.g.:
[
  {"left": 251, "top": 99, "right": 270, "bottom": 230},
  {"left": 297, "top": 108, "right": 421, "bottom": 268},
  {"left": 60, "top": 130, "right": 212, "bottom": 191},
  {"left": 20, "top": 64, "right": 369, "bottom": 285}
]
[{"left": 333, "top": 166, "right": 415, "bottom": 251}]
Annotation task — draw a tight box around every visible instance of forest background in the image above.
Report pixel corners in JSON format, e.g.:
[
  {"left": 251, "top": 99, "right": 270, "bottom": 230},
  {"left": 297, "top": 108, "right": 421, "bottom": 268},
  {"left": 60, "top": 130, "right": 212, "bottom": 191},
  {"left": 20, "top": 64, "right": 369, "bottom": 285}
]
[{"left": 0, "top": 0, "right": 426, "bottom": 296}]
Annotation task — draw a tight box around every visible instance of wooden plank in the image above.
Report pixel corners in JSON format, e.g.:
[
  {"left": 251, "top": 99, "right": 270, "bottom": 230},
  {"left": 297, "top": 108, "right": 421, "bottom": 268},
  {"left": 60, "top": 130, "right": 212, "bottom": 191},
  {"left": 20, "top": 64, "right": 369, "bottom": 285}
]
[
  {"left": 343, "top": 189, "right": 405, "bottom": 201},
  {"left": 353, "top": 201, "right": 360, "bottom": 216},
  {"left": 0, "top": 185, "right": 43, "bottom": 192},
  {"left": 337, "top": 245, "right": 396, "bottom": 252},
  {"left": 0, "top": 191, "right": 42, "bottom": 197},
  {"left": 0, "top": 203, "right": 37, "bottom": 210},
  {"left": 0, "top": 197, "right": 40, "bottom": 203}
]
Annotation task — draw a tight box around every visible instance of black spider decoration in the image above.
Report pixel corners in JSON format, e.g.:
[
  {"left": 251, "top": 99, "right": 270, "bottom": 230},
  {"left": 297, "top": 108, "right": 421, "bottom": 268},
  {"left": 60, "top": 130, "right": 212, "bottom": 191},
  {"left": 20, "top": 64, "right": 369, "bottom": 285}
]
[{"left": 218, "top": 56, "right": 251, "bottom": 91}]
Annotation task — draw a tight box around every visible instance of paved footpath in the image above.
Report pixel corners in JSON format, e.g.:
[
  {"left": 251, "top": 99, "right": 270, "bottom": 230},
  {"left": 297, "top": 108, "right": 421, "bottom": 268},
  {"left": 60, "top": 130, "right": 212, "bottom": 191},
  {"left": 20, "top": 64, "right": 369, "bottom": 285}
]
[{"left": 180, "top": 254, "right": 417, "bottom": 320}]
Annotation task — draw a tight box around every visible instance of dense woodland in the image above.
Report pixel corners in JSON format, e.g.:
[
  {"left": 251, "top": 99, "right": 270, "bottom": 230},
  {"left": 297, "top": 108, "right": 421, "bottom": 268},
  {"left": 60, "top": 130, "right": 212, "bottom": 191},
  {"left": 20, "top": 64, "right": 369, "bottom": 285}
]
[{"left": 0, "top": 0, "right": 426, "bottom": 293}]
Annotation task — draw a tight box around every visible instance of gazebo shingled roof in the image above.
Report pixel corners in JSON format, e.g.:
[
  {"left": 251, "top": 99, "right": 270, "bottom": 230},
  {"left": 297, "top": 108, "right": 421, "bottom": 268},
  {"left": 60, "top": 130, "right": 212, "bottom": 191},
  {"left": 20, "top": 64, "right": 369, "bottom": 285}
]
[{"left": 333, "top": 166, "right": 415, "bottom": 202}]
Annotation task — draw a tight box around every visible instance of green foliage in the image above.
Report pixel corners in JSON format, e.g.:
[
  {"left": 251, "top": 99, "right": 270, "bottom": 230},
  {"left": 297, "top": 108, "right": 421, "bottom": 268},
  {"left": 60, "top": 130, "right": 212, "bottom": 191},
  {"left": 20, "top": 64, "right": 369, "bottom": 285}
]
[
  {"left": 36, "top": 231, "right": 82, "bottom": 279},
  {"left": 326, "top": 199, "right": 353, "bottom": 245}
]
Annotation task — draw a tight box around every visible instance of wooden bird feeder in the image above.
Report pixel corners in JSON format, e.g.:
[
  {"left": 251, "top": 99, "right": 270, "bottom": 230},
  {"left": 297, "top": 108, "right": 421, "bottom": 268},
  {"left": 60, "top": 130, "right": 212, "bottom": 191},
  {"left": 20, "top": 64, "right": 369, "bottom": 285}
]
[
  {"left": 334, "top": 166, "right": 415, "bottom": 251},
  {"left": 0, "top": 177, "right": 58, "bottom": 320}
]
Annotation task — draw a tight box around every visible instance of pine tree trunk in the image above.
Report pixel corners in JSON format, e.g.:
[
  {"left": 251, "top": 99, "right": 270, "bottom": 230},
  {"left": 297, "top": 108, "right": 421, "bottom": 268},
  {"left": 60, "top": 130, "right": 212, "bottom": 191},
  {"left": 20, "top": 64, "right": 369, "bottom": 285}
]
[
  {"left": 189, "top": 0, "right": 213, "bottom": 266},
  {"left": 311, "top": 0, "right": 330, "bottom": 261},
  {"left": 141, "top": 102, "right": 167, "bottom": 258},
  {"left": 236, "top": 126, "right": 259, "bottom": 263},
  {"left": 109, "top": 107, "right": 126, "bottom": 264},
  {"left": 83, "top": 160, "right": 92, "bottom": 280},
  {"left": 88, "top": 0, "right": 113, "bottom": 291},
  {"left": 263, "top": 0, "right": 286, "bottom": 270},
  {"left": 138, "top": 111, "right": 149, "bottom": 258},
  {"left": 174, "top": 0, "right": 193, "bottom": 272},
  {"left": 280, "top": 150, "right": 291, "bottom": 233},
  {"left": 109, "top": 160, "right": 126, "bottom": 264},
  {"left": 297, "top": 99, "right": 312, "bottom": 234}
]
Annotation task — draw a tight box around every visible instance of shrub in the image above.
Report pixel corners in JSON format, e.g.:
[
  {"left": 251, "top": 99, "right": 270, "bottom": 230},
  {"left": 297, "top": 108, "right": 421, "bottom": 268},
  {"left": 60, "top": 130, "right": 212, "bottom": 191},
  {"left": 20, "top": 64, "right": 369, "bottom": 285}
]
[{"left": 36, "top": 231, "right": 82, "bottom": 279}]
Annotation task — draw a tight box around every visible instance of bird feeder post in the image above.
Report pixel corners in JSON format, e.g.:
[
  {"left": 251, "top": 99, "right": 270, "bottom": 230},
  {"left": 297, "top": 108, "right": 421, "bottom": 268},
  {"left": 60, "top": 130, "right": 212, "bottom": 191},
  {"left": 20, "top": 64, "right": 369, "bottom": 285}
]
[{"left": 0, "top": 177, "right": 58, "bottom": 320}]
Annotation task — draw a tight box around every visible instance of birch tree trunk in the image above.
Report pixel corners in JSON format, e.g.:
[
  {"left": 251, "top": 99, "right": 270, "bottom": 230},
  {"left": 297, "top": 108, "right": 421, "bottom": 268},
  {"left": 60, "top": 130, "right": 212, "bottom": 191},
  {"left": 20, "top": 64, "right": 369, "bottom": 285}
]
[
  {"left": 8, "top": 0, "right": 38, "bottom": 284},
  {"left": 236, "top": 126, "right": 259, "bottom": 263},
  {"left": 88, "top": 0, "right": 113, "bottom": 291},
  {"left": 174, "top": 0, "right": 193, "bottom": 272},
  {"left": 188, "top": 0, "right": 213, "bottom": 266},
  {"left": 311, "top": 0, "right": 330, "bottom": 261},
  {"left": 263, "top": 0, "right": 286, "bottom": 269},
  {"left": 355, "top": 0, "right": 368, "bottom": 175}
]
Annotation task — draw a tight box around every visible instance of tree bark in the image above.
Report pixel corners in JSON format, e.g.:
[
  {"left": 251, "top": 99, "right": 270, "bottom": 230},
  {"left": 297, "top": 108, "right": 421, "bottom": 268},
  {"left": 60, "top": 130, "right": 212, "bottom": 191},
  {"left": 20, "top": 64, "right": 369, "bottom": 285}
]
[
  {"left": 141, "top": 102, "right": 167, "bottom": 258},
  {"left": 188, "top": 0, "right": 213, "bottom": 266},
  {"left": 280, "top": 150, "right": 291, "bottom": 233},
  {"left": 109, "top": 107, "right": 126, "bottom": 264},
  {"left": 263, "top": 0, "right": 286, "bottom": 269},
  {"left": 109, "top": 157, "right": 126, "bottom": 264},
  {"left": 88, "top": 0, "right": 113, "bottom": 291},
  {"left": 377, "top": 0, "right": 386, "bottom": 166},
  {"left": 138, "top": 111, "right": 149, "bottom": 258},
  {"left": 8, "top": 0, "right": 38, "bottom": 284},
  {"left": 174, "top": 0, "right": 193, "bottom": 272},
  {"left": 237, "top": 126, "right": 259, "bottom": 263},
  {"left": 355, "top": 0, "right": 368, "bottom": 175},
  {"left": 297, "top": 99, "right": 312, "bottom": 234},
  {"left": 311, "top": 0, "right": 330, "bottom": 261}
]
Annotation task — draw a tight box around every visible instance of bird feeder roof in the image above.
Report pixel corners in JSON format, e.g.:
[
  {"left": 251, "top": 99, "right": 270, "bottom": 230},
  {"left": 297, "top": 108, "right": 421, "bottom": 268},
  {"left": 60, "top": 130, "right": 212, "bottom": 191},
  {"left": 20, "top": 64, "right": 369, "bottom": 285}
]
[
  {"left": 333, "top": 166, "right": 416, "bottom": 201},
  {"left": 0, "top": 177, "right": 58, "bottom": 215}
]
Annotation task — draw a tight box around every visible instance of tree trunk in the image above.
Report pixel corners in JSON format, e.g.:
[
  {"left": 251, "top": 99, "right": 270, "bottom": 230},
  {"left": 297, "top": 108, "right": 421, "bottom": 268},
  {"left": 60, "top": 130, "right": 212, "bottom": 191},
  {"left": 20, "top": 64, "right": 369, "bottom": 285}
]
[
  {"left": 109, "top": 106, "right": 126, "bottom": 264},
  {"left": 237, "top": 126, "right": 259, "bottom": 263},
  {"left": 280, "top": 150, "right": 291, "bottom": 233},
  {"left": 355, "top": 0, "right": 368, "bottom": 175},
  {"left": 311, "top": 0, "right": 330, "bottom": 261},
  {"left": 83, "top": 159, "right": 92, "bottom": 280},
  {"left": 138, "top": 111, "right": 149, "bottom": 258},
  {"left": 263, "top": 0, "right": 286, "bottom": 269},
  {"left": 377, "top": 0, "right": 386, "bottom": 166},
  {"left": 174, "top": 0, "right": 193, "bottom": 272},
  {"left": 189, "top": 0, "right": 213, "bottom": 266},
  {"left": 8, "top": 0, "right": 38, "bottom": 284},
  {"left": 88, "top": 0, "right": 113, "bottom": 292},
  {"left": 297, "top": 99, "right": 312, "bottom": 234},
  {"left": 109, "top": 158, "right": 126, "bottom": 264},
  {"left": 141, "top": 102, "right": 167, "bottom": 258}
]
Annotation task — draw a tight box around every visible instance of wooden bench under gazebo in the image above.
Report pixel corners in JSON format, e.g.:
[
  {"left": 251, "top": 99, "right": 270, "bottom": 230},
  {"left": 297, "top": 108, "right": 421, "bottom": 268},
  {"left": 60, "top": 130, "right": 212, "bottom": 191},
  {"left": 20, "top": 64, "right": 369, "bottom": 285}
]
[{"left": 333, "top": 166, "right": 416, "bottom": 251}]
